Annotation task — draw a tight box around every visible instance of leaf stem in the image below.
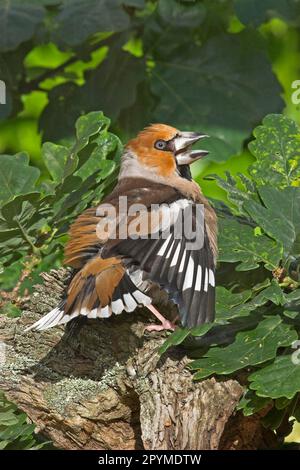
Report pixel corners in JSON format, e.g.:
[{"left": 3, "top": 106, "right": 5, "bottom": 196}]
[{"left": 14, "top": 217, "right": 40, "bottom": 256}]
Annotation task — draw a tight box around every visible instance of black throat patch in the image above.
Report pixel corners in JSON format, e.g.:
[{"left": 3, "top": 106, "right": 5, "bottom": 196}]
[{"left": 177, "top": 164, "right": 192, "bottom": 181}]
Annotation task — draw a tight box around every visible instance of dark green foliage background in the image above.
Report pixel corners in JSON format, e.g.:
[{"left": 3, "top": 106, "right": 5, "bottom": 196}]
[{"left": 1, "top": 0, "right": 300, "bottom": 448}]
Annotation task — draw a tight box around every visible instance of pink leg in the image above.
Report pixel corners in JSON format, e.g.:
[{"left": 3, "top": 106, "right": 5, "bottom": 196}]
[{"left": 145, "top": 304, "right": 177, "bottom": 332}]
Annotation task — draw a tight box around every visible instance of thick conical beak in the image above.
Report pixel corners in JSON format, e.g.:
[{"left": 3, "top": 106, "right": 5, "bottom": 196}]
[{"left": 174, "top": 131, "right": 209, "bottom": 165}]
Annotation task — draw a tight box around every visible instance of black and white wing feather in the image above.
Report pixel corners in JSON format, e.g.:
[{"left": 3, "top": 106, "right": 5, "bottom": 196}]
[{"left": 103, "top": 199, "right": 216, "bottom": 327}]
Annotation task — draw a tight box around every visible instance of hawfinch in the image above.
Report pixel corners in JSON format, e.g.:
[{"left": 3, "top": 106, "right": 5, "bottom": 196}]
[{"left": 26, "top": 124, "right": 217, "bottom": 332}]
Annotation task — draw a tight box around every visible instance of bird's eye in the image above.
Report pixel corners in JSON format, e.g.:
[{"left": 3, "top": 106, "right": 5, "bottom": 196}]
[{"left": 154, "top": 139, "right": 167, "bottom": 150}]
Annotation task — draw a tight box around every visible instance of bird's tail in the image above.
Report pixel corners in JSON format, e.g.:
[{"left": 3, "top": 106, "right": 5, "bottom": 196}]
[
  {"left": 25, "top": 265, "right": 151, "bottom": 332},
  {"left": 24, "top": 300, "right": 67, "bottom": 332}
]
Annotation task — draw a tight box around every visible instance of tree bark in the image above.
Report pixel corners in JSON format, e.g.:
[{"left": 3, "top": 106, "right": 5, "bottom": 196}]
[{"left": 0, "top": 269, "right": 275, "bottom": 450}]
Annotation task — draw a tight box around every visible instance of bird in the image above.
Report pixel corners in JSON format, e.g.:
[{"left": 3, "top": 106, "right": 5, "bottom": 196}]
[{"left": 26, "top": 124, "right": 217, "bottom": 333}]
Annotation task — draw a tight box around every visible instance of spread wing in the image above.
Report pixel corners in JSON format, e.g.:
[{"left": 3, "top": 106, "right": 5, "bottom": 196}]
[{"left": 103, "top": 198, "right": 216, "bottom": 327}]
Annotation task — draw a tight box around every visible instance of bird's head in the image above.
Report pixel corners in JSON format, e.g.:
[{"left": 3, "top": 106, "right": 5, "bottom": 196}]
[{"left": 124, "top": 124, "right": 209, "bottom": 180}]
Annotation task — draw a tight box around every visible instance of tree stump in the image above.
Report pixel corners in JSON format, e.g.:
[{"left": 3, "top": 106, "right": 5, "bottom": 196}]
[{"left": 0, "top": 269, "right": 276, "bottom": 450}]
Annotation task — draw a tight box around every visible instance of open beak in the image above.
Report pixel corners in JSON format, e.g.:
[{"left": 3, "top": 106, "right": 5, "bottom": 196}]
[{"left": 174, "top": 132, "right": 209, "bottom": 165}]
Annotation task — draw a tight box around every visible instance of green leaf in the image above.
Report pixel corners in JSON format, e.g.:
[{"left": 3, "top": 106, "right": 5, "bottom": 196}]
[
  {"left": 0, "top": 422, "right": 35, "bottom": 441},
  {"left": 244, "top": 186, "right": 300, "bottom": 259},
  {"left": 157, "top": 0, "right": 206, "bottom": 27},
  {"left": 216, "top": 281, "right": 288, "bottom": 322},
  {"left": 262, "top": 407, "right": 287, "bottom": 430},
  {"left": 286, "top": 288, "right": 300, "bottom": 302},
  {"left": 122, "top": 0, "right": 145, "bottom": 7},
  {"left": 159, "top": 323, "right": 214, "bottom": 356},
  {"left": 97, "top": 160, "right": 117, "bottom": 180},
  {"left": 275, "top": 397, "right": 291, "bottom": 410},
  {"left": 0, "top": 0, "right": 45, "bottom": 51},
  {"left": 43, "top": 112, "right": 114, "bottom": 183},
  {"left": 197, "top": 135, "right": 237, "bottom": 164},
  {"left": 234, "top": 0, "right": 300, "bottom": 26},
  {"left": 75, "top": 132, "right": 119, "bottom": 180},
  {"left": 237, "top": 390, "right": 271, "bottom": 416},
  {"left": 159, "top": 328, "right": 191, "bottom": 355},
  {"left": 190, "top": 316, "right": 297, "bottom": 379},
  {"left": 0, "top": 46, "right": 30, "bottom": 120},
  {"left": 41, "top": 51, "right": 145, "bottom": 141},
  {"left": 150, "top": 30, "right": 283, "bottom": 161},
  {"left": 210, "top": 172, "right": 257, "bottom": 212},
  {"left": 214, "top": 282, "right": 284, "bottom": 322},
  {"left": 60, "top": 112, "right": 112, "bottom": 179},
  {"left": 118, "top": 81, "right": 154, "bottom": 137},
  {"left": 0, "top": 410, "right": 19, "bottom": 426},
  {"left": 293, "top": 405, "right": 300, "bottom": 422},
  {"left": 42, "top": 143, "right": 69, "bottom": 183},
  {"left": 0, "top": 440, "right": 9, "bottom": 450},
  {"left": 0, "top": 193, "right": 43, "bottom": 257},
  {"left": 251, "top": 281, "right": 286, "bottom": 306},
  {"left": 1, "top": 193, "right": 40, "bottom": 225},
  {"left": 249, "top": 355, "right": 300, "bottom": 399},
  {"left": 49, "top": 126, "right": 120, "bottom": 227},
  {"left": 218, "top": 217, "right": 282, "bottom": 271},
  {"left": 249, "top": 114, "right": 300, "bottom": 188},
  {"left": 0, "top": 154, "right": 40, "bottom": 206},
  {"left": 54, "top": 0, "right": 129, "bottom": 46},
  {"left": 92, "top": 52, "right": 144, "bottom": 120},
  {"left": 75, "top": 111, "right": 110, "bottom": 148},
  {"left": 216, "top": 287, "right": 253, "bottom": 321},
  {"left": 190, "top": 323, "right": 213, "bottom": 337},
  {"left": 283, "top": 310, "right": 299, "bottom": 320}
]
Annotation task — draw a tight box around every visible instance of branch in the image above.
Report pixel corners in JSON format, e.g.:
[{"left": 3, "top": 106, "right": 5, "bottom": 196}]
[{"left": 0, "top": 268, "right": 277, "bottom": 450}]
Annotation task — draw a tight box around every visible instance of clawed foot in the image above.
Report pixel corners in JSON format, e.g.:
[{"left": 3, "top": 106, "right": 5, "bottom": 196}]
[
  {"left": 145, "top": 304, "right": 177, "bottom": 332},
  {"left": 145, "top": 320, "right": 176, "bottom": 332}
]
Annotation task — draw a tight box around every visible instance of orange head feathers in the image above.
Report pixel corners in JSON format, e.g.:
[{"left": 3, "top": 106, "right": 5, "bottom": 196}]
[
  {"left": 126, "top": 124, "right": 179, "bottom": 177},
  {"left": 125, "top": 123, "right": 209, "bottom": 179}
]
